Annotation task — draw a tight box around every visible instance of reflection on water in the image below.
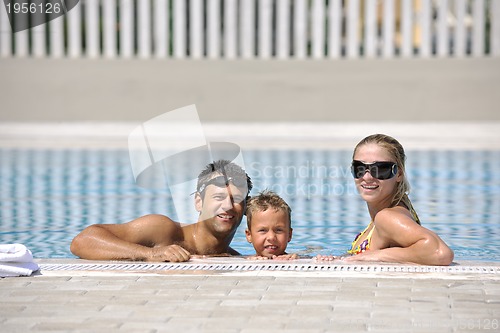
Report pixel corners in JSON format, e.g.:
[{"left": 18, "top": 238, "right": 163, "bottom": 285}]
[{"left": 0, "top": 149, "right": 499, "bottom": 261}]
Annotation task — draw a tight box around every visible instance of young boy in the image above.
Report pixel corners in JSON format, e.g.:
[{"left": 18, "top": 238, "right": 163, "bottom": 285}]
[{"left": 245, "top": 190, "right": 297, "bottom": 260}]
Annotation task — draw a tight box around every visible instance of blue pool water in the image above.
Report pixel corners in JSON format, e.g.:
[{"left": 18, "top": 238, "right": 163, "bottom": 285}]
[{"left": 0, "top": 148, "right": 499, "bottom": 262}]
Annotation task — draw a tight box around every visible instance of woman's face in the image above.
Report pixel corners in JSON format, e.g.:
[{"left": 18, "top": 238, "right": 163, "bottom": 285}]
[{"left": 352, "top": 143, "right": 402, "bottom": 206}]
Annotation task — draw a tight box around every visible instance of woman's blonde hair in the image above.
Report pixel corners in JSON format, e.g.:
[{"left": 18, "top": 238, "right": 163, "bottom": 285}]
[{"left": 353, "top": 134, "right": 421, "bottom": 225}]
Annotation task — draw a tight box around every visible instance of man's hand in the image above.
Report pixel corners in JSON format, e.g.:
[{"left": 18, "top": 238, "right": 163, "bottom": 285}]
[{"left": 148, "top": 245, "right": 191, "bottom": 262}]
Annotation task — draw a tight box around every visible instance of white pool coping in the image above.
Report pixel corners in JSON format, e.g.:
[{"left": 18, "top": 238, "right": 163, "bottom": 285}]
[
  {"left": 1, "top": 121, "right": 500, "bottom": 150},
  {"left": 34, "top": 258, "right": 500, "bottom": 280}
]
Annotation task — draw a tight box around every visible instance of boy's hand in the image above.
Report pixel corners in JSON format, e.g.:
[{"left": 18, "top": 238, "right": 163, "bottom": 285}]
[
  {"left": 271, "top": 253, "right": 298, "bottom": 260},
  {"left": 246, "top": 253, "right": 298, "bottom": 260},
  {"left": 246, "top": 255, "right": 271, "bottom": 260},
  {"left": 314, "top": 254, "right": 339, "bottom": 262}
]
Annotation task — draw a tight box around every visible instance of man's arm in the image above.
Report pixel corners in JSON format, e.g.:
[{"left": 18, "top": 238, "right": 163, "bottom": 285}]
[{"left": 70, "top": 214, "right": 191, "bottom": 262}]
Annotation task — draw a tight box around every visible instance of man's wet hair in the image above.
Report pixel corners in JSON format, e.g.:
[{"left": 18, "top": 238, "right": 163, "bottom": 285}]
[{"left": 196, "top": 159, "right": 253, "bottom": 197}]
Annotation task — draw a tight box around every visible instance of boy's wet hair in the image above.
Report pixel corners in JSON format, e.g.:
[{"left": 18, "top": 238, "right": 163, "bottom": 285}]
[
  {"left": 246, "top": 190, "right": 292, "bottom": 229},
  {"left": 196, "top": 159, "right": 253, "bottom": 198}
]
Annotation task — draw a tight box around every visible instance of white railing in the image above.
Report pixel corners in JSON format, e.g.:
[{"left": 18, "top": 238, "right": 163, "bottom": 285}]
[{"left": 1, "top": 0, "right": 499, "bottom": 59}]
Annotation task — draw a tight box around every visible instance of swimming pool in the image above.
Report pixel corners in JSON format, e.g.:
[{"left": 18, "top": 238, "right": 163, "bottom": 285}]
[{"left": 1, "top": 148, "right": 499, "bottom": 262}]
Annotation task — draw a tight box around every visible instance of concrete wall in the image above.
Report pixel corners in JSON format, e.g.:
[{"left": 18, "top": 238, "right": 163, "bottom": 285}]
[{"left": 0, "top": 58, "right": 499, "bottom": 122}]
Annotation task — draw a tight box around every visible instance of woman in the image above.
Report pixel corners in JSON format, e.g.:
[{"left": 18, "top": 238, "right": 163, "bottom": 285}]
[{"left": 319, "top": 134, "right": 454, "bottom": 265}]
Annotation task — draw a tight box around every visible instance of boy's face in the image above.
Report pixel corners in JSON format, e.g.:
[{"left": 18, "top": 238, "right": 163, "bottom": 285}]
[{"left": 245, "top": 209, "right": 292, "bottom": 258}]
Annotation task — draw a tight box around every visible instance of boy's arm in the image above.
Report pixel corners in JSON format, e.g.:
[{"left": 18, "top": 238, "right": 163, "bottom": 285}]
[{"left": 70, "top": 214, "right": 191, "bottom": 262}]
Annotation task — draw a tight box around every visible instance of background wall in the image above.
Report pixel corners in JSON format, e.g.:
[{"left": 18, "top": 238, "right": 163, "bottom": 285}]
[{"left": 0, "top": 58, "right": 499, "bottom": 122}]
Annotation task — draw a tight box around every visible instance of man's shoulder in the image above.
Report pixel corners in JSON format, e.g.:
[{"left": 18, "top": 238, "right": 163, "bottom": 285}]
[
  {"left": 133, "top": 214, "right": 181, "bottom": 230},
  {"left": 130, "top": 214, "right": 185, "bottom": 245},
  {"left": 137, "top": 213, "right": 176, "bottom": 221}
]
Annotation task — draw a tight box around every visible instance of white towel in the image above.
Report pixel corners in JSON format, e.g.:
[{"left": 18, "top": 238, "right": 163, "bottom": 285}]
[
  {"left": 0, "top": 262, "right": 39, "bottom": 277},
  {"left": 0, "top": 244, "right": 39, "bottom": 277},
  {"left": 0, "top": 243, "right": 33, "bottom": 262}
]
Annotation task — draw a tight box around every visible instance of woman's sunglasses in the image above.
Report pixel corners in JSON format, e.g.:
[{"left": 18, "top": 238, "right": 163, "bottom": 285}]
[{"left": 351, "top": 160, "right": 398, "bottom": 180}]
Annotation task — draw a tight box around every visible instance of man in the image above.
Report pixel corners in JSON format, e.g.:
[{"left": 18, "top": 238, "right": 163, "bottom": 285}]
[{"left": 70, "top": 160, "right": 253, "bottom": 262}]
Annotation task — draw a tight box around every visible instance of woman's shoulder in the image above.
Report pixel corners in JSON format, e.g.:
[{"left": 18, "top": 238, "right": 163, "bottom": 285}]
[
  {"left": 374, "top": 206, "right": 417, "bottom": 229},
  {"left": 373, "top": 207, "right": 424, "bottom": 247}
]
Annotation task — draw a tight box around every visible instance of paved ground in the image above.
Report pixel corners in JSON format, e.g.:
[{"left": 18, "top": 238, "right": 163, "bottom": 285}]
[
  {"left": 1, "top": 259, "right": 499, "bottom": 333},
  {"left": 1, "top": 59, "right": 499, "bottom": 122}
]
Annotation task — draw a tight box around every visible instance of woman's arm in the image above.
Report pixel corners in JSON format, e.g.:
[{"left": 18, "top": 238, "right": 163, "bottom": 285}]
[
  {"left": 70, "top": 214, "right": 191, "bottom": 262},
  {"left": 344, "top": 208, "right": 454, "bottom": 265}
]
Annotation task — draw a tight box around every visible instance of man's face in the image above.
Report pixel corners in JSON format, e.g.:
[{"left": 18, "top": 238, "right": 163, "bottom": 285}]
[{"left": 195, "top": 182, "right": 246, "bottom": 235}]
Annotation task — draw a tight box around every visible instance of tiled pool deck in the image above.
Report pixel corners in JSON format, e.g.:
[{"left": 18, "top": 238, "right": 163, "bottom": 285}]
[{"left": 1, "top": 258, "right": 499, "bottom": 333}]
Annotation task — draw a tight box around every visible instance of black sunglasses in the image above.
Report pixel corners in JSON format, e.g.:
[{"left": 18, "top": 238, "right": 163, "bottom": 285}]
[
  {"left": 351, "top": 160, "right": 398, "bottom": 180},
  {"left": 197, "top": 175, "right": 248, "bottom": 193}
]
